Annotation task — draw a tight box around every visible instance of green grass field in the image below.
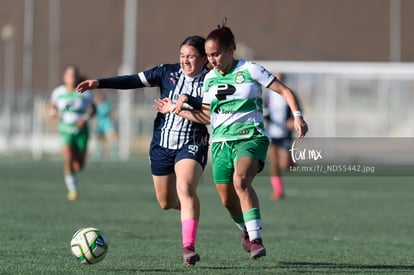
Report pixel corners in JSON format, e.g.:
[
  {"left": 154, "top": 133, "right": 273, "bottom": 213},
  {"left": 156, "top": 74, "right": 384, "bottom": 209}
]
[{"left": 1, "top": 156, "right": 414, "bottom": 274}]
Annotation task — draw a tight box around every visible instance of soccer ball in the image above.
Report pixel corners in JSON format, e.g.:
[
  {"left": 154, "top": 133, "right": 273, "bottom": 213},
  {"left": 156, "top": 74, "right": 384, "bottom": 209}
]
[{"left": 70, "top": 227, "right": 109, "bottom": 264}]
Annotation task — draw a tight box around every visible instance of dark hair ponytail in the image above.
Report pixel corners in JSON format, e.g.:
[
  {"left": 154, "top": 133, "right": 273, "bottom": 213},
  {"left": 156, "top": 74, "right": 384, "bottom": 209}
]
[{"left": 206, "top": 18, "right": 236, "bottom": 50}]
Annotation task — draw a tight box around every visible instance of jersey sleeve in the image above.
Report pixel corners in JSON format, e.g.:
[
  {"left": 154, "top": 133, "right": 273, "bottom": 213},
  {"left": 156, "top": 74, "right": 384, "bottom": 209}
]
[
  {"left": 50, "top": 90, "right": 57, "bottom": 105},
  {"left": 184, "top": 95, "right": 202, "bottom": 110},
  {"left": 97, "top": 74, "right": 144, "bottom": 89},
  {"left": 248, "top": 61, "right": 276, "bottom": 88},
  {"left": 139, "top": 64, "right": 177, "bottom": 88},
  {"left": 50, "top": 86, "right": 62, "bottom": 105},
  {"left": 262, "top": 88, "right": 270, "bottom": 119},
  {"left": 201, "top": 91, "right": 211, "bottom": 105},
  {"left": 97, "top": 64, "right": 176, "bottom": 90},
  {"left": 201, "top": 72, "right": 214, "bottom": 105}
]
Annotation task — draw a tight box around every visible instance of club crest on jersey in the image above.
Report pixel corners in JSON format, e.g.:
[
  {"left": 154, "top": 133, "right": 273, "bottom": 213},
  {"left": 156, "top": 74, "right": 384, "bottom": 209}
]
[{"left": 235, "top": 71, "right": 245, "bottom": 84}]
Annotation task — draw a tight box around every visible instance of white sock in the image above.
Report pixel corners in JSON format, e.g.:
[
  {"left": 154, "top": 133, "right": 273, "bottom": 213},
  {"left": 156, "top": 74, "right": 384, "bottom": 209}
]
[
  {"left": 245, "top": 219, "right": 262, "bottom": 241},
  {"left": 64, "top": 173, "right": 78, "bottom": 193}
]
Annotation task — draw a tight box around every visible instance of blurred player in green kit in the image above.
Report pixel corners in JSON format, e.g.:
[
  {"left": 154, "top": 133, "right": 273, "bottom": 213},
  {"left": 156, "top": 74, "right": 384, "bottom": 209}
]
[{"left": 50, "top": 65, "right": 96, "bottom": 201}]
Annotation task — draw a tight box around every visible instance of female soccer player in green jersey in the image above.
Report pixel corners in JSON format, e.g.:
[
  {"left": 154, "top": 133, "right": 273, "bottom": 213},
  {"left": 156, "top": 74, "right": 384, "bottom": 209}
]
[
  {"left": 156, "top": 24, "right": 308, "bottom": 260},
  {"left": 50, "top": 65, "right": 96, "bottom": 201}
]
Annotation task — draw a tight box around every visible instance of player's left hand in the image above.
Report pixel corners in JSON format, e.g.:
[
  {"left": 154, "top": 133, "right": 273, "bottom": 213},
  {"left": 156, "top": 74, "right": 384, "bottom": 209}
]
[
  {"left": 154, "top": 98, "right": 174, "bottom": 114},
  {"left": 294, "top": 117, "right": 308, "bottom": 138},
  {"left": 77, "top": 79, "right": 99, "bottom": 93}
]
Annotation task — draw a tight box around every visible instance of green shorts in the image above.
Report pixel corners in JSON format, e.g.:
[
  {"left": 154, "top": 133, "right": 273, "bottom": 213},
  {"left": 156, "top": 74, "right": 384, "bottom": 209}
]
[
  {"left": 59, "top": 126, "right": 89, "bottom": 153},
  {"left": 211, "top": 134, "right": 269, "bottom": 184}
]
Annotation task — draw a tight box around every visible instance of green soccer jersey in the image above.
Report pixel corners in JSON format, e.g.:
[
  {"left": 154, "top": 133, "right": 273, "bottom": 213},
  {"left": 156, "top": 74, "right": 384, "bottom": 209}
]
[
  {"left": 202, "top": 60, "right": 276, "bottom": 142},
  {"left": 51, "top": 85, "right": 94, "bottom": 134}
]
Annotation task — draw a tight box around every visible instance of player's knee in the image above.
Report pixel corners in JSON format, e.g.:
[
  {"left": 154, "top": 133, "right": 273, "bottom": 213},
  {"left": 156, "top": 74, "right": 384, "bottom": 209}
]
[
  {"left": 233, "top": 177, "right": 249, "bottom": 192},
  {"left": 73, "top": 162, "right": 84, "bottom": 172},
  {"left": 177, "top": 185, "right": 196, "bottom": 199}
]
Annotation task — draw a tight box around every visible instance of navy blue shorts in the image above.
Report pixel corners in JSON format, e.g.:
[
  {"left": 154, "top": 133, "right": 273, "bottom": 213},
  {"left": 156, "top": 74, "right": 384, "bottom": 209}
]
[
  {"left": 149, "top": 142, "right": 209, "bottom": 176},
  {"left": 270, "top": 137, "right": 292, "bottom": 150}
]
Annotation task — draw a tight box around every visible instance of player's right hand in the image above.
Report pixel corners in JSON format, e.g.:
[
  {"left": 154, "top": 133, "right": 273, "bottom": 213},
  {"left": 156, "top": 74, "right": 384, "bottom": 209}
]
[
  {"left": 175, "top": 94, "right": 190, "bottom": 114},
  {"left": 76, "top": 79, "right": 99, "bottom": 93},
  {"left": 294, "top": 116, "right": 308, "bottom": 139}
]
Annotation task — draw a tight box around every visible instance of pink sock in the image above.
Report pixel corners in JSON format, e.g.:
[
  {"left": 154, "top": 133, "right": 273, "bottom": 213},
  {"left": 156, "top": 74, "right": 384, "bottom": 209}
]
[
  {"left": 182, "top": 219, "right": 198, "bottom": 248},
  {"left": 271, "top": 176, "right": 284, "bottom": 194}
]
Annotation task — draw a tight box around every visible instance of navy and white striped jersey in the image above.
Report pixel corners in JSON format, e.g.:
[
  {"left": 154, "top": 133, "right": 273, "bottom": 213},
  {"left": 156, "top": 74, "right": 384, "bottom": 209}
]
[{"left": 97, "top": 63, "right": 209, "bottom": 150}]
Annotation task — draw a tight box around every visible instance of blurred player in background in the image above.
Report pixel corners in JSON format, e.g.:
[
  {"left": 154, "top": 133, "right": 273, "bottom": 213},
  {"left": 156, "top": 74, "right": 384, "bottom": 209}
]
[
  {"left": 77, "top": 36, "right": 209, "bottom": 266},
  {"left": 157, "top": 23, "right": 308, "bottom": 260},
  {"left": 93, "top": 93, "right": 119, "bottom": 161},
  {"left": 50, "top": 65, "right": 96, "bottom": 201},
  {"left": 263, "top": 73, "right": 295, "bottom": 200}
]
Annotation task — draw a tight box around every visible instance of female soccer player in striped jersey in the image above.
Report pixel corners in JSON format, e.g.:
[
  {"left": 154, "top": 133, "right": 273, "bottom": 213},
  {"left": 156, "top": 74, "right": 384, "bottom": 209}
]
[
  {"left": 50, "top": 65, "right": 96, "bottom": 201},
  {"left": 77, "top": 36, "right": 209, "bottom": 266},
  {"left": 157, "top": 25, "right": 308, "bottom": 260}
]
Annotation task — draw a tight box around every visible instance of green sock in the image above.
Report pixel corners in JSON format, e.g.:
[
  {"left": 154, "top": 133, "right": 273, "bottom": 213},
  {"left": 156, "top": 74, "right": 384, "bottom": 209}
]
[{"left": 231, "top": 214, "right": 246, "bottom": 231}]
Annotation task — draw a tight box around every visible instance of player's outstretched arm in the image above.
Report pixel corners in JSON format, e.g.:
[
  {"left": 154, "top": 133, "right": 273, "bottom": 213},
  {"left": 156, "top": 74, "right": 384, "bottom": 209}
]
[
  {"left": 77, "top": 79, "right": 99, "bottom": 93},
  {"left": 178, "top": 104, "right": 210, "bottom": 125},
  {"left": 175, "top": 94, "right": 202, "bottom": 113},
  {"left": 268, "top": 79, "right": 308, "bottom": 138},
  {"left": 77, "top": 74, "right": 144, "bottom": 93}
]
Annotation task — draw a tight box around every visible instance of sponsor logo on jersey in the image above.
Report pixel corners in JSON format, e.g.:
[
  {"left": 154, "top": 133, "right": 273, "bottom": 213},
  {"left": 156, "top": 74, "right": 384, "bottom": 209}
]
[
  {"left": 214, "top": 108, "right": 235, "bottom": 114},
  {"left": 169, "top": 71, "right": 179, "bottom": 84},
  {"left": 215, "top": 84, "right": 236, "bottom": 100}
]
